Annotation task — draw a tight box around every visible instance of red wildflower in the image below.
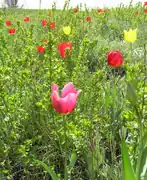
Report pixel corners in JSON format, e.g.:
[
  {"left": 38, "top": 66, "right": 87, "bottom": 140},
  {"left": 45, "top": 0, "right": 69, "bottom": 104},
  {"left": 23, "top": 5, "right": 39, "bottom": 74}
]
[
  {"left": 6, "top": 20, "right": 12, "bottom": 26},
  {"left": 98, "top": 9, "right": 103, "bottom": 13},
  {"left": 43, "top": 39, "right": 48, "bottom": 43},
  {"left": 144, "top": 9, "right": 147, "bottom": 13},
  {"left": 86, "top": 16, "right": 91, "bottom": 22},
  {"left": 24, "top": 17, "right": 30, "bottom": 22},
  {"left": 9, "top": 28, "right": 16, "bottom": 34},
  {"left": 104, "top": 9, "right": 108, "bottom": 13},
  {"left": 74, "top": 8, "right": 78, "bottom": 13},
  {"left": 41, "top": 19, "right": 48, "bottom": 26},
  {"left": 50, "top": 22, "right": 55, "bottom": 29},
  {"left": 136, "top": 11, "right": 139, "bottom": 15},
  {"left": 107, "top": 50, "right": 124, "bottom": 67},
  {"left": 58, "top": 42, "right": 72, "bottom": 58},
  {"left": 38, "top": 46, "right": 45, "bottom": 53},
  {"left": 144, "top": 2, "right": 147, "bottom": 6},
  {"left": 48, "top": 13, "right": 52, "bottom": 17}
]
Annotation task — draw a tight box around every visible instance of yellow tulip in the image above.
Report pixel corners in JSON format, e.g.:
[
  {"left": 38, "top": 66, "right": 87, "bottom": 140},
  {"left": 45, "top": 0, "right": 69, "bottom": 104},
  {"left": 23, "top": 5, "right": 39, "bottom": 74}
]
[
  {"left": 124, "top": 29, "right": 137, "bottom": 43},
  {"left": 63, "top": 26, "right": 71, "bottom": 35}
]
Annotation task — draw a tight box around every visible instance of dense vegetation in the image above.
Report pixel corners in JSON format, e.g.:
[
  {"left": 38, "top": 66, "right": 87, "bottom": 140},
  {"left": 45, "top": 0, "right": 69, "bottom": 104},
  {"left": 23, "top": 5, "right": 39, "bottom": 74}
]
[{"left": 0, "top": 1, "right": 147, "bottom": 179}]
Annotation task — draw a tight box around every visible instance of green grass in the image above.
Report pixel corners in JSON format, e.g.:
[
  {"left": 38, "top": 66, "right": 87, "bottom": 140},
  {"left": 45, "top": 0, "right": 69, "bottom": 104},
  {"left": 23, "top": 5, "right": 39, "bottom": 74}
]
[{"left": 0, "top": 2, "right": 147, "bottom": 180}]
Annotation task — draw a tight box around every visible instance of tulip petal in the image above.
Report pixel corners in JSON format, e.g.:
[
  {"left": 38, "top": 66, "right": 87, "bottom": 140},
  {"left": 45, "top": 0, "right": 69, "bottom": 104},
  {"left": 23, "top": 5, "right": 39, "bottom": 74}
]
[
  {"left": 52, "top": 84, "right": 58, "bottom": 92},
  {"left": 61, "top": 82, "right": 77, "bottom": 98}
]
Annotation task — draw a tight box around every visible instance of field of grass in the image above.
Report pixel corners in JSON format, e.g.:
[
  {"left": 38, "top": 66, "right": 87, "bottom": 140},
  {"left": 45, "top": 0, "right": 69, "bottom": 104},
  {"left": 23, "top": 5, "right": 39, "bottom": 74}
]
[{"left": 0, "top": 1, "right": 147, "bottom": 180}]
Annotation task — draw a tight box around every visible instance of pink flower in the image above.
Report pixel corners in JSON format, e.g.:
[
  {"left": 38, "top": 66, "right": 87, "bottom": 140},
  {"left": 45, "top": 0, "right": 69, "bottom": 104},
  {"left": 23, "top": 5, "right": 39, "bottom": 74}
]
[{"left": 51, "top": 82, "right": 81, "bottom": 114}]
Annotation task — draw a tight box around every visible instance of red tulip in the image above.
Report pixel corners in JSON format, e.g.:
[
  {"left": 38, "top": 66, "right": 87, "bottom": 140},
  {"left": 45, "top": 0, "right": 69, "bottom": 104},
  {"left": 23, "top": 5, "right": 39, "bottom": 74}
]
[
  {"left": 98, "top": 9, "right": 103, "bottom": 13},
  {"left": 24, "top": 16, "right": 30, "bottom": 22},
  {"left": 51, "top": 82, "right": 81, "bottom": 114},
  {"left": 58, "top": 42, "right": 72, "bottom": 58},
  {"left": 43, "top": 39, "right": 48, "bottom": 43},
  {"left": 86, "top": 16, "right": 91, "bottom": 22},
  {"left": 144, "top": 2, "right": 147, "bottom": 6},
  {"left": 9, "top": 28, "right": 16, "bottom": 34},
  {"left": 144, "top": 9, "right": 147, "bottom": 13},
  {"left": 74, "top": 8, "right": 78, "bottom": 13},
  {"left": 104, "top": 9, "right": 108, "bottom": 13},
  {"left": 38, "top": 46, "right": 45, "bottom": 53},
  {"left": 50, "top": 22, "right": 55, "bottom": 29},
  {"left": 41, "top": 19, "right": 48, "bottom": 26},
  {"left": 6, "top": 20, "right": 12, "bottom": 26},
  {"left": 107, "top": 50, "right": 124, "bottom": 67}
]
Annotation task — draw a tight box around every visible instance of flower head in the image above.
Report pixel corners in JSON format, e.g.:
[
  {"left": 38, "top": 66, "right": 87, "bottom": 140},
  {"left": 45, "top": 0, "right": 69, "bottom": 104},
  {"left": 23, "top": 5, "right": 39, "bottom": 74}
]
[
  {"left": 6, "top": 20, "right": 12, "bottom": 26},
  {"left": 144, "top": 2, "right": 147, "bottom": 6},
  {"left": 124, "top": 29, "right": 137, "bottom": 43},
  {"left": 63, "top": 26, "right": 71, "bottom": 35},
  {"left": 74, "top": 8, "right": 78, "bottom": 13},
  {"left": 98, "top": 9, "right": 103, "bottom": 13},
  {"left": 144, "top": 9, "right": 147, "bottom": 13},
  {"left": 51, "top": 82, "right": 81, "bottom": 114},
  {"left": 50, "top": 22, "right": 55, "bottom": 29},
  {"left": 41, "top": 19, "right": 48, "bottom": 26},
  {"left": 136, "top": 11, "right": 139, "bottom": 15},
  {"left": 58, "top": 42, "right": 72, "bottom": 58},
  {"left": 107, "top": 50, "right": 124, "bottom": 67},
  {"left": 38, "top": 46, "right": 45, "bottom": 53},
  {"left": 104, "top": 9, "right": 108, "bottom": 13},
  {"left": 24, "top": 16, "right": 30, "bottom": 22},
  {"left": 86, "top": 16, "right": 91, "bottom": 22},
  {"left": 43, "top": 39, "right": 48, "bottom": 43},
  {"left": 9, "top": 28, "right": 16, "bottom": 34}
]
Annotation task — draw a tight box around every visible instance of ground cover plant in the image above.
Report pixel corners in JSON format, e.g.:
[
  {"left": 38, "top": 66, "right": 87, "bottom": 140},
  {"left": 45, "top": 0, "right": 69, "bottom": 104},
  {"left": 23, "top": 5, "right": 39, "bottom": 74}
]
[{"left": 0, "top": 1, "right": 147, "bottom": 179}]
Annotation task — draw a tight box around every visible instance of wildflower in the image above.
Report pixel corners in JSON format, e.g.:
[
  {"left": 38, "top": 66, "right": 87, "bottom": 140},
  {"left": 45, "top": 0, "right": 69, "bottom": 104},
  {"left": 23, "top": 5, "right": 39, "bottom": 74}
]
[
  {"left": 24, "top": 17, "right": 30, "bottom": 22},
  {"left": 58, "top": 42, "right": 72, "bottom": 58},
  {"left": 51, "top": 82, "right": 81, "bottom": 114},
  {"left": 6, "top": 20, "right": 12, "bottom": 26},
  {"left": 41, "top": 19, "right": 48, "bottom": 26},
  {"left": 144, "top": 9, "right": 147, "bottom": 13},
  {"left": 50, "top": 22, "right": 55, "bottom": 29},
  {"left": 136, "top": 11, "right": 139, "bottom": 15},
  {"left": 74, "top": 8, "right": 78, "bottom": 13},
  {"left": 144, "top": 2, "right": 147, "bottom": 6},
  {"left": 124, "top": 29, "right": 137, "bottom": 43},
  {"left": 107, "top": 50, "right": 124, "bottom": 67},
  {"left": 43, "top": 39, "right": 48, "bottom": 43},
  {"left": 9, "top": 28, "right": 16, "bottom": 34},
  {"left": 38, "top": 46, "right": 45, "bottom": 53},
  {"left": 98, "top": 9, "right": 103, "bottom": 13},
  {"left": 104, "top": 9, "right": 108, "bottom": 13},
  {"left": 63, "top": 26, "right": 71, "bottom": 35},
  {"left": 86, "top": 16, "right": 91, "bottom": 22}
]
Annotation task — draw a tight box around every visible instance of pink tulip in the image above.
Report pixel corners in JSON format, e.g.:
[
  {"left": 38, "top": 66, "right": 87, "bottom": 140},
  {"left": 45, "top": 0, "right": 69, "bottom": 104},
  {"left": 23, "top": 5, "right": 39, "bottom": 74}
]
[{"left": 51, "top": 82, "right": 81, "bottom": 114}]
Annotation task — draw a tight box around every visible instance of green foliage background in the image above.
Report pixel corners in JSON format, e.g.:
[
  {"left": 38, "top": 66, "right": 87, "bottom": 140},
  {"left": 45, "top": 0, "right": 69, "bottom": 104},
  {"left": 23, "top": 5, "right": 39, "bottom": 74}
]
[{"left": 0, "top": 1, "right": 147, "bottom": 179}]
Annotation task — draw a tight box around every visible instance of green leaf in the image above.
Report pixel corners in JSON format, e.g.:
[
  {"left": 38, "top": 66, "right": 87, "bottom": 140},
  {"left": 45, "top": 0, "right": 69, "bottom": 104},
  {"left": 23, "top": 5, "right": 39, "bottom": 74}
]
[
  {"left": 136, "top": 132, "right": 147, "bottom": 177},
  {"left": 142, "top": 132, "right": 147, "bottom": 149},
  {"left": 122, "top": 137, "right": 136, "bottom": 180},
  {"left": 35, "top": 160, "right": 58, "bottom": 180},
  {"left": 126, "top": 82, "right": 138, "bottom": 105},
  {"left": 137, "top": 146, "right": 147, "bottom": 179},
  {"left": 68, "top": 152, "right": 77, "bottom": 172}
]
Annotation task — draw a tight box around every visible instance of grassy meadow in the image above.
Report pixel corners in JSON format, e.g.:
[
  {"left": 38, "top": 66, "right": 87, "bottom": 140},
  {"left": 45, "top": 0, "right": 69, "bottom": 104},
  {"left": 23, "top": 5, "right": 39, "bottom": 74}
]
[{"left": 0, "top": 1, "right": 147, "bottom": 180}]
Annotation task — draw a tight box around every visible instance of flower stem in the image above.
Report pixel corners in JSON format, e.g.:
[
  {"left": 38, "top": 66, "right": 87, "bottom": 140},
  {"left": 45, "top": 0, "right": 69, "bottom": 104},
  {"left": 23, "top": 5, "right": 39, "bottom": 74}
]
[{"left": 63, "top": 115, "right": 68, "bottom": 180}]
